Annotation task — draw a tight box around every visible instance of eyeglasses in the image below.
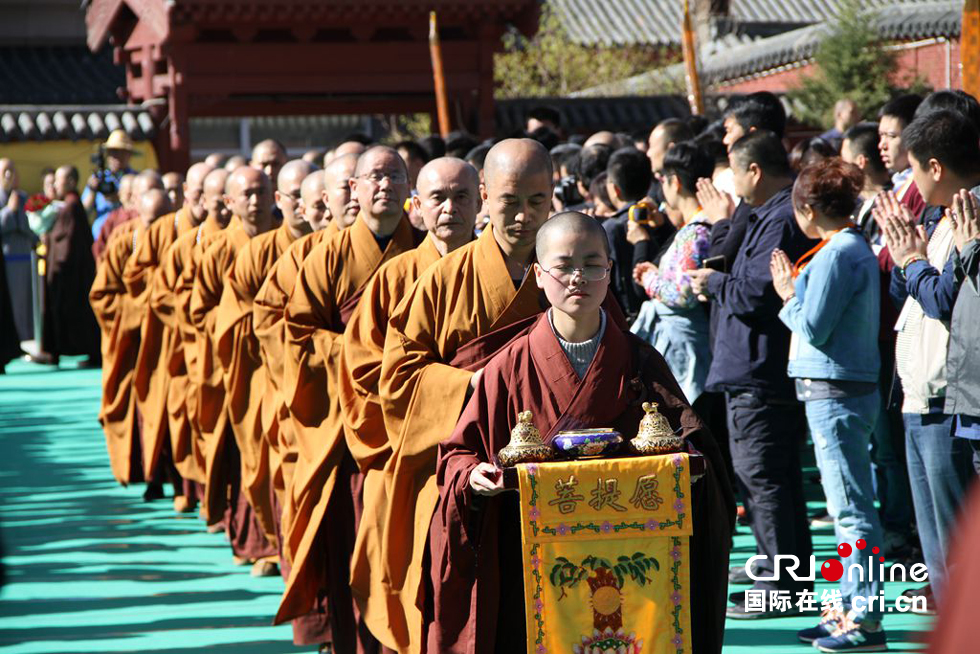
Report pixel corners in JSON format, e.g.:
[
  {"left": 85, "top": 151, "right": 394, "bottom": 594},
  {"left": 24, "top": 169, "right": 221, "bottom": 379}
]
[
  {"left": 541, "top": 264, "right": 610, "bottom": 283},
  {"left": 358, "top": 171, "right": 408, "bottom": 185}
]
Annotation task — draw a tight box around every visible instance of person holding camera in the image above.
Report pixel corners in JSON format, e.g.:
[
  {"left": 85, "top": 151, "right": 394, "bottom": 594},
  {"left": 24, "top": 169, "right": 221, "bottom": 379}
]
[{"left": 83, "top": 130, "right": 136, "bottom": 238}]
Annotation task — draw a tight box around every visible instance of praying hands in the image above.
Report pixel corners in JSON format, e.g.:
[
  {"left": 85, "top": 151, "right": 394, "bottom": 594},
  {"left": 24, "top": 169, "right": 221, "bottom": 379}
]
[
  {"left": 873, "top": 191, "right": 927, "bottom": 268},
  {"left": 948, "top": 189, "right": 980, "bottom": 253}
]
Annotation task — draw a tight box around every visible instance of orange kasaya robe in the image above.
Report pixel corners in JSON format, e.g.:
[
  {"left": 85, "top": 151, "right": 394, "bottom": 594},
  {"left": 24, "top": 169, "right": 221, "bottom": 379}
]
[
  {"left": 253, "top": 222, "right": 337, "bottom": 509},
  {"left": 149, "top": 214, "right": 226, "bottom": 485},
  {"left": 275, "top": 215, "right": 419, "bottom": 648},
  {"left": 338, "top": 234, "right": 443, "bottom": 650},
  {"left": 214, "top": 223, "right": 300, "bottom": 547},
  {"left": 188, "top": 217, "right": 251, "bottom": 524},
  {"left": 377, "top": 225, "right": 545, "bottom": 653},
  {"left": 127, "top": 208, "right": 196, "bottom": 479},
  {"left": 89, "top": 218, "right": 143, "bottom": 484}
]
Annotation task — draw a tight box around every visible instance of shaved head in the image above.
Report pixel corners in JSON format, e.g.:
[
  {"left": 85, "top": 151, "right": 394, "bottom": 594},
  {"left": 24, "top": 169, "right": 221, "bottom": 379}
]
[
  {"left": 53, "top": 165, "right": 79, "bottom": 199},
  {"left": 139, "top": 188, "right": 173, "bottom": 227},
  {"left": 535, "top": 210, "right": 609, "bottom": 262},
  {"left": 300, "top": 170, "right": 328, "bottom": 231},
  {"left": 203, "top": 168, "right": 231, "bottom": 227},
  {"left": 323, "top": 153, "right": 360, "bottom": 229},
  {"left": 533, "top": 211, "right": 611, "bottom": 322},
  {"left": 416, "top": 157, "right": 480, "bottom": 195},
  {"left": 413, "top": 157, "right": 480, "bottom": 254},
  {"left": 335, "top": 141, "right": 367, "bottom": 158},
  {"left": 184, "top": 162, "right": 216, "bottom": 223},
  {"left": 132, "top": 169, "right": 164, "bottom": 198},
  {"left": 277, "top": 159, "right": 318, "bottom": 192},
  {"left": 252, "top": 139, "right": 287, "bottom": 187},
  {"left": 186, "top": 162, "right": 214, "bottom": 188},
  {"left": 204, "top": 168, "right": 229, "bottom": 198},
  {"left": 227, "top": 166, "right": 273, "bottom": 236},
  {"left": 354, "top": 146, "right": 405, "bottom": 178},
  {"left": 351, "top": 146, "right": 410, "bottom": 224},
  {"left": 224, "top": 155, "right": 247, "bottom": 172},
  {"left": 483, "top": 138, "right": 553, "bottom": 188},
  {"left": 204, "top": 152, "right": 227, "bottom": 168},
  {"left": 482, "top": 139, "right": 555, "bottom": 257},
  {"left": 118, "top": 173, "right": 136, "bottom": 208},
  {"left": 0, "top": 158, "right": 13, "bottom": 190},
  {"left": 277, "top": 159, "right": 318, "bottom": 237},
  {"left": 163, "top": 171, "right": 183, "bottom": 194}
]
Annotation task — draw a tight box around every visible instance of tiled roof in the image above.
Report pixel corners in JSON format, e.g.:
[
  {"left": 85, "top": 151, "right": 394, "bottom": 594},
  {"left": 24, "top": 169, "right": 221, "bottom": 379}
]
[
  {"left": 702, "top": 0, "right": 961, "bottom": 83},
  {"left": 0, "top": 46, "right": 124, "bottom": 105},
  {"left": 495, "top": 96, "right": 691, "bottom": 134},
  {"left": 0, "top": 44, "right": 154, "bottom": 143},
  {"left": 0, "top": 106, "right": 156, "bottom": 143},
  {"left": 574, "top": 1, "right": 962, "bottom": 94},
  {"left": 550, "top": 0, "right": 935, "bottom": 47}
]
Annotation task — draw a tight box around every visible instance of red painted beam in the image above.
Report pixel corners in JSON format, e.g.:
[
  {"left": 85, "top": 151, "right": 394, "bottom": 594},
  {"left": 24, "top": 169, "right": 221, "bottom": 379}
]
[
  {"left": 181, "top": 72, "right": 481, "bottom": 95},
  {"left": 176, "top": 42, "right": 481, "bottom": 75}
]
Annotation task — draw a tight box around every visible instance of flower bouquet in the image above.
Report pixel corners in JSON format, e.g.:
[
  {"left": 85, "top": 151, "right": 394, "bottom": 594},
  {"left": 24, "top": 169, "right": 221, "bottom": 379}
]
[{"left": 25, "top": 194, "right": 61, "bottom": 236}]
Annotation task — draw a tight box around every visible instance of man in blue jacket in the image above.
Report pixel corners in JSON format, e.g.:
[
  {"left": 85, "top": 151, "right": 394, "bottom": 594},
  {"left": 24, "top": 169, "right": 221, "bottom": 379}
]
[{"left": 690, "top": 130, "right": 818, "bottom": 617}]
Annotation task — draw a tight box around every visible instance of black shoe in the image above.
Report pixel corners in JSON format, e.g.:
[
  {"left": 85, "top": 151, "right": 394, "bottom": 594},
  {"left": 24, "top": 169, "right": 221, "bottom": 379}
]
[{"left": 143, "top": 482, "right": 165, "bottom": 501}]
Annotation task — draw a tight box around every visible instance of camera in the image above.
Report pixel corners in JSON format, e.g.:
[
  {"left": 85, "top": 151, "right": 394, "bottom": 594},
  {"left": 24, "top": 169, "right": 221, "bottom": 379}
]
[
  {"left": 554, "top": 175, "right": 583, "bottom": 209},
  {"left": 90, "top": 146, "right": 119, "bottom": 197}
]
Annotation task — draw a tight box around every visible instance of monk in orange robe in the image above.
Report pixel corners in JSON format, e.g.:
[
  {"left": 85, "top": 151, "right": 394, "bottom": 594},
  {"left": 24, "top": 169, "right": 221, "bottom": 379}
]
[
  {"left": 425, "top": 212, "right": 734, "bottom": 653},
  {"left": 215, "top": 159, "right": 317, "bottom": 563},
  {"left": 89, "top": 186, "right": 172, "bottom": 489},
  {"left": 129, "top": 162, "right": 214, "bottom": 512},
  {"left": 275, "top": 146, "right": 420, "bottom": 653},
  {"left": 155, "top": 168, "right": 232, "bottom": 498},
  {"left": 190, "top": 166, "right": 277, "bottom": 564},
  {"left": 253, "top": 156, "right": 359, "bottom": 645},
  {"left": 377, "top": 139, "right": 557, "bottom": 653},
  {"left": 339, "top": 157, "right": 480, "bottom": 650},
  {"left": 254, "top": 153, "right": 360, "bottom": 514}
]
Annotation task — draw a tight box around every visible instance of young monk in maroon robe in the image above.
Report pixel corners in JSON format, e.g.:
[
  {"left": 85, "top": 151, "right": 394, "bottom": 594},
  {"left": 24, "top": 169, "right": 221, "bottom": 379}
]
[{"left": 424, "top": 212, "right": 735, "bottom": 654}]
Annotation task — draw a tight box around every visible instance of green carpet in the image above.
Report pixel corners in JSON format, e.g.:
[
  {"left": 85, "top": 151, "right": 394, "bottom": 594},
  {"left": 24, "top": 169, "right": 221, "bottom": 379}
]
[{"left": 0, "top": 359, "right": 934, "bottom": 652}]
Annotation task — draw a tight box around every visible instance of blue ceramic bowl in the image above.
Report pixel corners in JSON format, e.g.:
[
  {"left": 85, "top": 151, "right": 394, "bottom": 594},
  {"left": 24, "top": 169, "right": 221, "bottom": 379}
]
[{"left": 553, "top": 429, "right": 623, "bottom": 459}]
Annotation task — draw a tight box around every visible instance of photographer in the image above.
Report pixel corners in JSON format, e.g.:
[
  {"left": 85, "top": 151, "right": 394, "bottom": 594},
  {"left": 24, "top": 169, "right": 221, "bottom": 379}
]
[{"left": 82, "top": 130, "right": 136, "bottom": 238}]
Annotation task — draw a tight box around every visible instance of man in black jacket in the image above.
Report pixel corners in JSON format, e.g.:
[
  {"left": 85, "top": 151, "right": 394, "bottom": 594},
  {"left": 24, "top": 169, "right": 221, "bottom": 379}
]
[
  {"left": 689, "top": 131, "right": 818, "bottom": 617},
  {"left": 602, "top": 147, "right": 674, "bottom": 321}
]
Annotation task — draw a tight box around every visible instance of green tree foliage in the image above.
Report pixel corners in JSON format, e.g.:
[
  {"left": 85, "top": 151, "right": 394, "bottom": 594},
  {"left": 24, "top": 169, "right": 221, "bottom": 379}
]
[
  {"left": 494, "top": 2, "right": 666, "bottom": 99},
  {"left": 788, "top": 0, "right": 927, "bottom": 128}
]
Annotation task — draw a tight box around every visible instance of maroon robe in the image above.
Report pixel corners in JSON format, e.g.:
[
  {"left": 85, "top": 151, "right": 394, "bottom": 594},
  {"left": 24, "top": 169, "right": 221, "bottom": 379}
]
[
  {"left": 423, "top": 312, "right": 735, "bottom": 654},
  {"left": 43, "top": 193, "right": 99, "bottom": 359},
  {"left": 93, "top": 206, "right": 136, "bottom": 261}
]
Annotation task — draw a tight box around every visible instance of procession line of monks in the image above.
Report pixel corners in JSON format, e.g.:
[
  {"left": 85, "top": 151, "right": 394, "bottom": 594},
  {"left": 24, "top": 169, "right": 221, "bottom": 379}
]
[{"left": 89, "top": 138, "right": 734, "bottom": 654}]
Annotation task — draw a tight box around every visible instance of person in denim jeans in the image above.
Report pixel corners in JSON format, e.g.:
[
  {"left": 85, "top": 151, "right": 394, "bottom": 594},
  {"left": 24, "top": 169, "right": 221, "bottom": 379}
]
[
  {"left": 771, "top": 159, "right": 886, "bottom": 653},
  {"left": 877, "top": 108, "right": 980, "bottom": 612}
]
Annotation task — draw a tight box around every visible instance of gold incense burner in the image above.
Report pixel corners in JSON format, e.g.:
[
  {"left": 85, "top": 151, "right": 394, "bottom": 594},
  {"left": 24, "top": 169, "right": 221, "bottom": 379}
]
[
  {"left": 498, "top": 411, "right": 555, "bottom": 467},
  {"left": 629, "top": 402, "right": 684, "bottom": 455}
]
